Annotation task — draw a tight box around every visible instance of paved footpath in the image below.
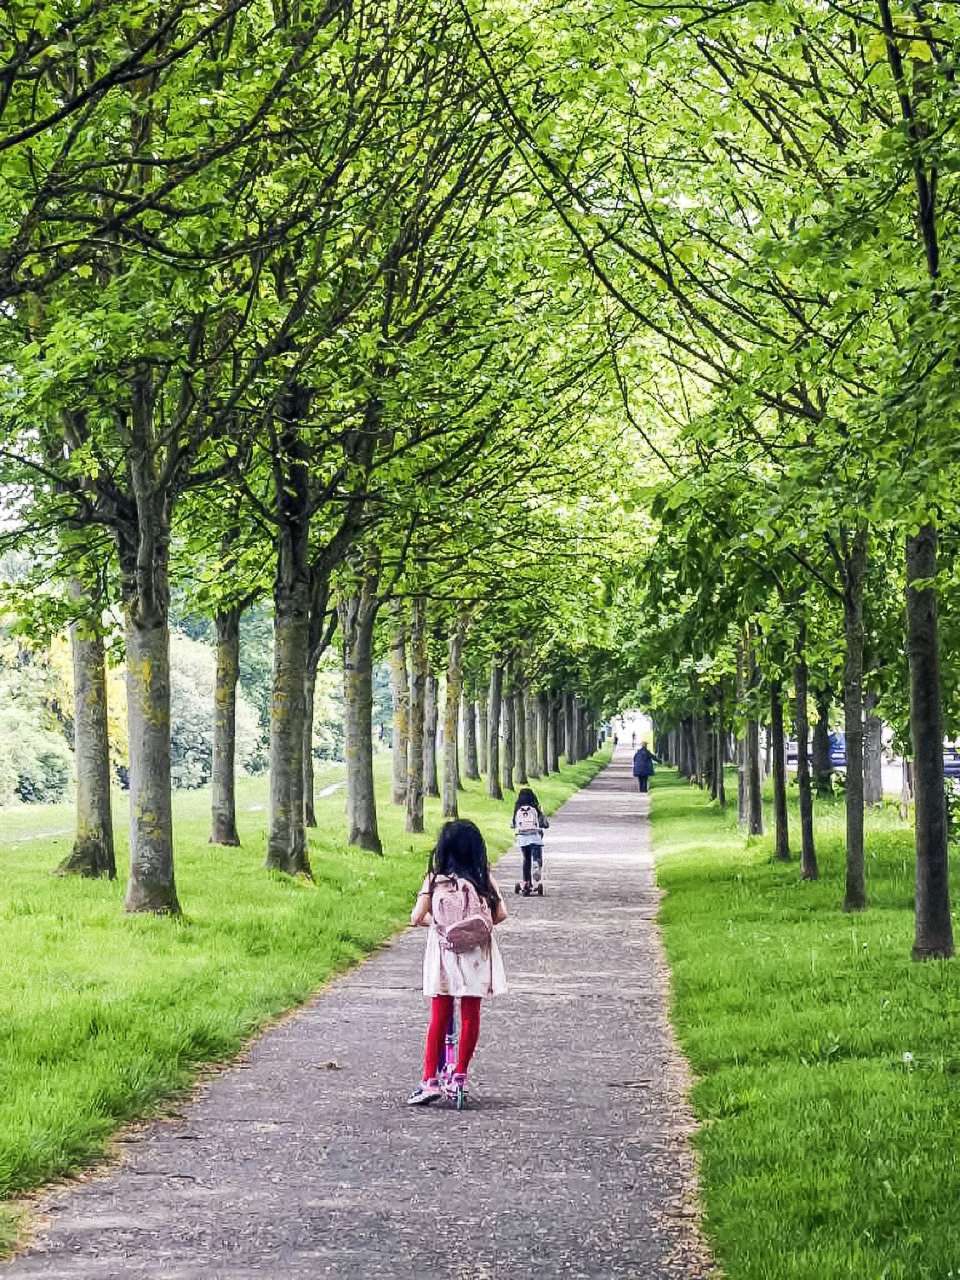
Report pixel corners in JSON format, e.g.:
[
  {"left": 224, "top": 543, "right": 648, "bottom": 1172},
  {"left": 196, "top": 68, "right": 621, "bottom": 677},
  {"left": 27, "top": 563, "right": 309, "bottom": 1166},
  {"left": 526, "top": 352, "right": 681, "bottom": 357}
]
[{"left": 6, "top": 752, "right": 712, "bottom": 1279}]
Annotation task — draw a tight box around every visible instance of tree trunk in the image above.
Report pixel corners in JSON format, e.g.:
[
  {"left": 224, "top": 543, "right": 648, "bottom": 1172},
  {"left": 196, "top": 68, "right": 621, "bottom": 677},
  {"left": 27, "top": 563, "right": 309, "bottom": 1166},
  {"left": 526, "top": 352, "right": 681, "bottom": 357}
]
[
  {"left": 124, "top": 607, "right": 179, "bottom": 912},
  {"left": 863, "top": 691, "right": 884, "bottom": 808},
  {"left": 842, "top": 527, "right": 868, "bottom": 912},
  {"left": 58, "top": 603, "right": 115, "bottom": 878},
  {"left": 209, "top": 607, "right": 242, "bottom": 846},
  {"left": 477, "top": 681, "right": 489, "bottom": 776},
  {"left": 515, "top": 684, "right": 529, "bottom": 784},
  {"left": 682, "top": 717, "right": 697, "bottom": 781},
  {"left": 527, "top": 693, "right": 541, "bottom": 778},
  {"left": 715, "top": 724, "right": 726, "bottom": 808},
  {"left": 462, "top": 691, "right": 480, "bottom": 781},
  {"left": 899, "top": 759, "right": 914, "bottom": 820},
  {"left": 423, "top": 672, "right": 440, "bottom": 798},
  {"left": 339, "top": 568, "right": 382, "bottom": 854},
  {"left": 266, "top": 398, "right": 312, "bottom": 878},
  {"left": 266, "top": 589, "right": 311, "bottom": 877},
  {"left": 117, "top": 373, "right": 180, "bottom": 913},
  {"left": 389, "top": 608, "right": 409, "bottom": 806},
  {"left": 737, "top": 734, "right": 748, "bottom": 825},
  {"left": 537, "top": 693, "right": 549, "bottom": 775},
  {"left": 746, "top": 717, "right": 763, "bottom": 835},
  {"left": 502, "top": 685, "right": 515, "bottom": 794},
  {"left": 486, "top": 660, "right": 503, "bottom": 799},
  {"left": 906, "top": 524, "right": 954, "bottom": 958},
  {"left": 564, "top": 693, "right": 577, "bottom": 764},
  {"left": 547, "top": 694, "right": 559, "bottom": 772},
  {"left": 770, "top": 680, "right": 790, "bottom": 861},
  {"left": 794, "top": 637, "right": 819, "bottom": 880},
  {"left": 405, "top": 596, "right": 427, "bottom": 832},
  {"left": 442, "top": 623, "right": 465, "bottom": 818},
  {"left": 812, "top": 691, "right": 834, "bottom": 797},
  {"left": 302, "top": 655, "right": 320, "bottom": 827}
]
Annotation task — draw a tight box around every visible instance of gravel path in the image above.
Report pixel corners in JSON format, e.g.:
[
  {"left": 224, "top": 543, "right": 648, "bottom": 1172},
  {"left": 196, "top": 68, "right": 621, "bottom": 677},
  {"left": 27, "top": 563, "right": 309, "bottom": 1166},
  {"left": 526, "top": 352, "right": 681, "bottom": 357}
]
[{"left": 5, "top": 750, "right": 712, "bottom": 1279}]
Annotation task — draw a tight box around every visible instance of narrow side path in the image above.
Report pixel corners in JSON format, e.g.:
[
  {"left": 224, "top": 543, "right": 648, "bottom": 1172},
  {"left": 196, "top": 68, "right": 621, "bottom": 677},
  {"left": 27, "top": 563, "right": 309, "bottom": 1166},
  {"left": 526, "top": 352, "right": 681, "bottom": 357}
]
[{"left": 6, "top": 753, "right": 711, "bottom": 1279}]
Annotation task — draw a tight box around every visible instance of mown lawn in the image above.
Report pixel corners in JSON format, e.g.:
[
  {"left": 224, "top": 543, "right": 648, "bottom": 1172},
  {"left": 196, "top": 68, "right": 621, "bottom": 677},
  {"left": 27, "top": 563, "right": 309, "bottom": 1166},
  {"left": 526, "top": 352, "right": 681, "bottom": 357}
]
[
  {"left": 0, "top": 752, "right": 607, "bottom": 1254},
  {"left": 652, "top": 770, "right": 960, "bottom": 1280}
]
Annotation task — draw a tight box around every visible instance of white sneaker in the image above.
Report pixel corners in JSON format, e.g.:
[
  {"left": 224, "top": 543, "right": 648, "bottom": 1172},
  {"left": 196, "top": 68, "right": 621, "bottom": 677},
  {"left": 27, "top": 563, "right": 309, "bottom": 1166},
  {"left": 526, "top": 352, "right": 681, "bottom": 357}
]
[{"left": 406, "top": 1079, "right": 442, "bottom": 1106}]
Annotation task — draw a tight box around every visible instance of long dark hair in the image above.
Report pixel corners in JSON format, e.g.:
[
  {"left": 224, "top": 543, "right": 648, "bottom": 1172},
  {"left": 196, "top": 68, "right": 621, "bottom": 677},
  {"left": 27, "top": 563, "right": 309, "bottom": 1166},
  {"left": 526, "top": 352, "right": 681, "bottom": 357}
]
[
  {"left": 513, "top": 787, "right": 541, "bottom": 816},
  {"left": 428, "top": 820, "right": 499, "bottom": 913}
]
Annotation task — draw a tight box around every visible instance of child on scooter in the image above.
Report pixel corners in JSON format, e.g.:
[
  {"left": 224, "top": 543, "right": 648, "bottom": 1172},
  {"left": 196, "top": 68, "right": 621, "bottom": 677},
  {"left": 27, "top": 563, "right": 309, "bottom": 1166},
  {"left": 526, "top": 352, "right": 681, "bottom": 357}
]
[
  {"left": 407, "top": 820, "right": 508, "bottom": 1105},
  {"left": 512, "top": 787, "right": 550, "bottom": 896}
]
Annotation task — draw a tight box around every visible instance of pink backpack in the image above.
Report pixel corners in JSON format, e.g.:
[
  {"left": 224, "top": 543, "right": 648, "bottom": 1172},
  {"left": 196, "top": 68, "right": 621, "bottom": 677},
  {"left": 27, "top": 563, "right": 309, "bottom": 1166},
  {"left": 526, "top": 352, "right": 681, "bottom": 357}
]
[
  {"left": 431, "top": 876, "right": 493, "bottom": 953},
  {"left": 515, "top": 804, "right": 540, "bottom": 834}
]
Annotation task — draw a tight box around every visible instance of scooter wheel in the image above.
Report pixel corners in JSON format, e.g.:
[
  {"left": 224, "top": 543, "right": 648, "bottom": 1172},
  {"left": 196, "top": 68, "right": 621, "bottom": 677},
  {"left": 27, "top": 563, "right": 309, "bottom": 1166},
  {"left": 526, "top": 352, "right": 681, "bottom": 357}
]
[
  {"left": 455, "top": 1087, "right": 466, "bottom": 1111},
  {"left": 514, "top": 882, "right": 521, "bottom": 895},
  {"left": 536, "top": 884, "right": 544, "bottom": 896}
]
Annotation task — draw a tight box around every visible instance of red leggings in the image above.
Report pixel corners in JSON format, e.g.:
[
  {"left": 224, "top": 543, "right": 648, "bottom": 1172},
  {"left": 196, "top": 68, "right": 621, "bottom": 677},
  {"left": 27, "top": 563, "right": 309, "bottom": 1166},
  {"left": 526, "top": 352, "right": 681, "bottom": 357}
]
[{"left": 423, "top": 995, "right": 481, "bottom": 1079}]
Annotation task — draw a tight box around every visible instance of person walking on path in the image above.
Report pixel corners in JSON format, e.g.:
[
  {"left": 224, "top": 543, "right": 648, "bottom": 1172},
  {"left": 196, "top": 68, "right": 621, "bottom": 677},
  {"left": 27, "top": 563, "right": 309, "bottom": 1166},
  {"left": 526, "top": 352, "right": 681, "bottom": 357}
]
[
  {"left": 511, "top": 786, "right": 550, "bottom": 896},
  {"left": 407, "top": 820, "right": 507, "bottom": 1105},
  {"left": 633, "top": 741, "right": 660, "bottom": 793}
]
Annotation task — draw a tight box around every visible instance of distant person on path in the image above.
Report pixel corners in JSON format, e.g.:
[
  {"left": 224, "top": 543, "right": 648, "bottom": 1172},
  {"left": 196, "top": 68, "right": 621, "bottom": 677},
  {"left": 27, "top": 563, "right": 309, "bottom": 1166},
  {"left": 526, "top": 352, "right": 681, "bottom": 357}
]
[
  {"left": 511, "top": 786, "right": 550, "bottom": 897},
  {"left": 631, "top": 730, "right": 637, "bottom": 749},
  {"left": 407, "top": 820, "right": 507, "bottom": 1105},
  {"left": 632, "top": 742, "right": 660, "bottom": 793}
]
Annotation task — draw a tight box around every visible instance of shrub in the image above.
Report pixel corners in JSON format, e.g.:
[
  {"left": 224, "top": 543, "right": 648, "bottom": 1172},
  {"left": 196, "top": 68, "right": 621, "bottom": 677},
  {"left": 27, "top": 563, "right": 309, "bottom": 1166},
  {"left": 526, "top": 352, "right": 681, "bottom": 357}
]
[{"left": 0, "top": 713, "right": 73, "bottom": 805}]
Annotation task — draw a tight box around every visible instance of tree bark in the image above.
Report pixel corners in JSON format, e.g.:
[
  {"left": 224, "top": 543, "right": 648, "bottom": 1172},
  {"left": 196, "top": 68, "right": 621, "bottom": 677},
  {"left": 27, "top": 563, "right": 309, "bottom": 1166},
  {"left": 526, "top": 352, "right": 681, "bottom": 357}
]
[
  {"left": 302, "top": 654, "right": 319, "bottom": 827},
  {"left": 209, "top": 608, "right": 242, "bottom": 846},
  {"left": 526, "top": 692, "right": 541, "bottom": 778},
  {"left": 502, "top": 683, "right": 515, "bottom": 795},
  {"left": 477, "top": 681, "right": 489, "bottom": 776},
  {"left": 266, "top": 397, "right": 312, "bottom": 879},
  {"left": 515, "top": 684, "right": 529, "bottom": 784},
  {"left": 58, "top": 601, "right": 115, "bottom": 878},
  {"left": 442, "top": 623, "right": 464, "bottom": 819},
  {"left": 737, "top": 734, "right": 748, "bottom": 825},
  {"left": 714, "top": 723, "right": 726, "bottom": 808},
  {"left": 863, "top": 690, "right": 884, "bottom": 808},
  {"left": 486, "top": 660, "right": 503, "bottom": 799},
  {"left": 423, "top": 671, "right": 440, "bottom": 798},
  {"left": 906, "top": 524, "right": 954, "bottom": 958},
  {"left": 462, "top": 691, "right": 480, "bottom": 781},
  {"left": 899, "top": 758, "right": 914, "bottom": 821},
  {"left": 812, "top": 691, "right": 834, "bottom": 797},
  {"left": 124, "top": 606, "right": 179, "bottom": 911},
  {"left": 770, "top": 680, "right": 790, "bottom": 861},
  {"left": 842, "top": 527, "right": 868, "bottom": 911},
  {"left": 746, "top": 716, "right": 764, "bottom": 835},
  {"left": 537, "top": 693, "right": 549, "bottom": 776},
  {"left": 302, "top": 586, "right": 334, "bottom": 830},
  {"left": 389, "top": 609, "right": 409, "bottom": 805},
  {"left": 564, "top": 692, "right": 578, "bottom": 764},
  {"left": 118, "top": 372, "right": 180, "bottom": 913},
  {"left": 794, "top": 637, "right": 819, "bottom": 880},
  {"left": 405, "top": 596, "right": 427, "bottom": 832},
  {"left": 547, "top": 694, "right": 559, "bottom": 772},
  {"left": 266, "top": 587, "right": 311, "bottom": 876},
  {"left": 339, "top": 567, "right": 382, "bottom": 854}
]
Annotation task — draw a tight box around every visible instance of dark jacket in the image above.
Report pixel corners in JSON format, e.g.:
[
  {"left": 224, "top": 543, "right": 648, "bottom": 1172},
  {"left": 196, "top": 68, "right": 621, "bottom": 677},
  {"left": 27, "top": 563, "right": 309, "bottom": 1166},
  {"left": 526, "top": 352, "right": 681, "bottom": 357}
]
[{"left": 632, "top": 747, "right": 658, "bottom": 778}]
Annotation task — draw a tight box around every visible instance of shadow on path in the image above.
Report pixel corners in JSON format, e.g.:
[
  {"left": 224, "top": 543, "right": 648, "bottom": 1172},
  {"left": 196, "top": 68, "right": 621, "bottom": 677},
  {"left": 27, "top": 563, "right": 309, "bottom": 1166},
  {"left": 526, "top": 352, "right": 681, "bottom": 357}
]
[{"left": 5, "top": 750, "right": 712, "bottom": 1279}]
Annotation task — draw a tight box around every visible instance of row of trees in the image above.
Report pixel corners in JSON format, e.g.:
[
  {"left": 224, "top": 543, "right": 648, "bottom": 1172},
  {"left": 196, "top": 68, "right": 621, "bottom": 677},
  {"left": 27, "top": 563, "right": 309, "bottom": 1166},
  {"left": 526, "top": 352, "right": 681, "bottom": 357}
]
[
  {"left": 492, "top": 0, "right": 960, "bottom": 960},
  {"left": 0, "top": 1, "right": 617, "bottom": 913}
]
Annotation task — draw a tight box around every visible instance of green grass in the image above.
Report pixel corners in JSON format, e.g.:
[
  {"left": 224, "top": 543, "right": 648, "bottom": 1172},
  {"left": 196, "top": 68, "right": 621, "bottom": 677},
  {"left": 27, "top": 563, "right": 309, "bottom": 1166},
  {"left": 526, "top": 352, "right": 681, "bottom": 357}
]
[
  {"left": 0, "top": 751, "right": 607, "bottom": 1253},
  {"left": 652, "top": 770, "right": 960, "bottom": 1280}
]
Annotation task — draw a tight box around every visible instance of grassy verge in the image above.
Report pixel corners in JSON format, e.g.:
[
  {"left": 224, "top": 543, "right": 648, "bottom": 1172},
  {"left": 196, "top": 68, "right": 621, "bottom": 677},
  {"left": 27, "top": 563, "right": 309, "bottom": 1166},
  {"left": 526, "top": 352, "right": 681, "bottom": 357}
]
[
  {"left": 652, "top": 770, "right": 960, "bottom": 1280},
  {"left": 0, "top": 751, "right": 608, "bottom": 1252}
]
